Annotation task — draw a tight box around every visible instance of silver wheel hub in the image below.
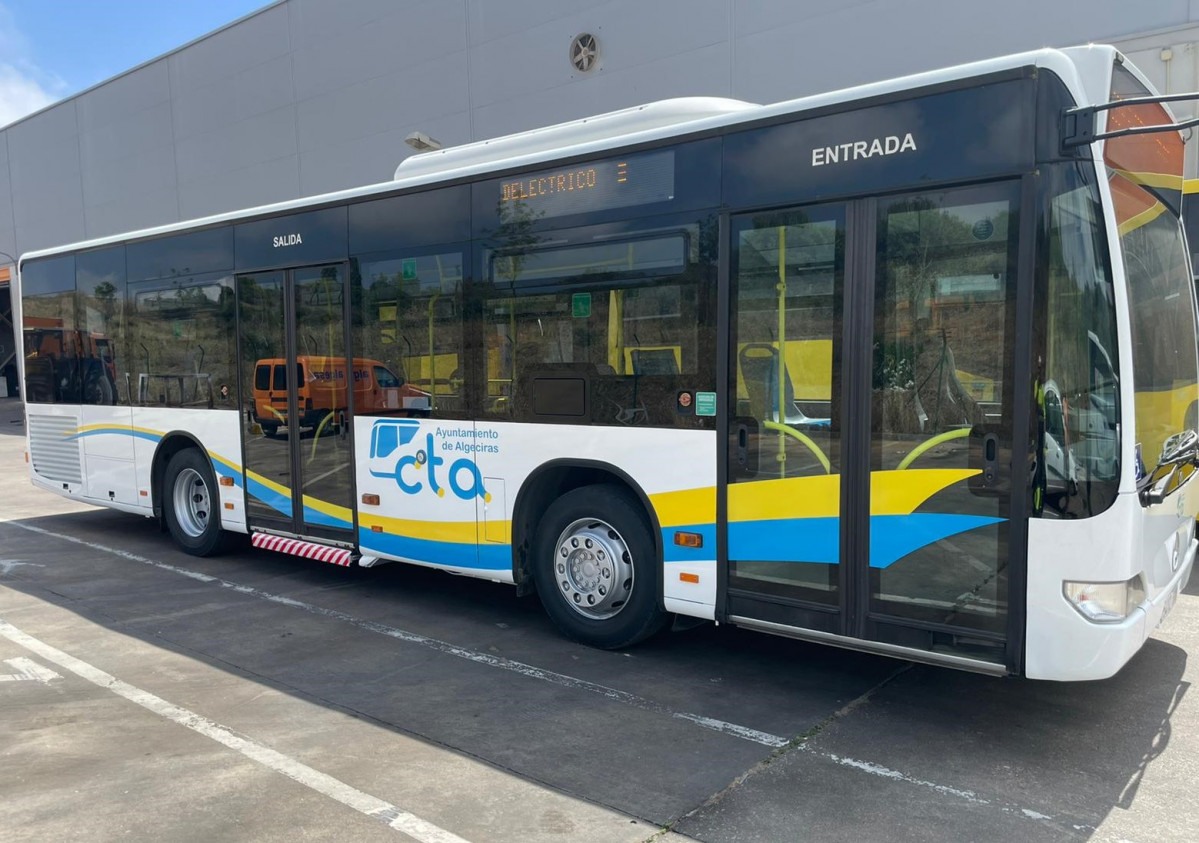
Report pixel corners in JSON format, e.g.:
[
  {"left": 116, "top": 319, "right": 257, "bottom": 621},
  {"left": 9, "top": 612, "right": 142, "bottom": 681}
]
[
  {"left": 172, "top": 467, "right": 211, "bottom": 538},
  {"left": 554, "top": 518, "right": 633, "bottom": 620}
]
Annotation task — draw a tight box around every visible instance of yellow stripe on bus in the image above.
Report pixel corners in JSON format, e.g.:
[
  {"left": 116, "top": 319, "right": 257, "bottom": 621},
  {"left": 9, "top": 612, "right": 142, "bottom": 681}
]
[
  {"left": 651, "top": 486, "right": 718, "bottom": 527},
  {"left": 358, "top": 512, "right": 482, "bottom": 545},
  {"left": 300, "top": 494, "right": 354, "bottom": 525},
  {"left": 724, "top": 468, "right": 977, "bottom": 523}
]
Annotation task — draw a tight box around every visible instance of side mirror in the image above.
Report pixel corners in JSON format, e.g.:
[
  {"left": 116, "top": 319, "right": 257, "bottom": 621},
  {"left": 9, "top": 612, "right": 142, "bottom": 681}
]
[{"left": 1160, "top": 429, "right": 1199, "bottom": 466}]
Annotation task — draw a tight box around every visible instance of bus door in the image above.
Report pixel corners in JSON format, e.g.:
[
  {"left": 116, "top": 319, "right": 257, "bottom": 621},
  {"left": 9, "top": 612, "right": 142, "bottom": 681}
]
[
  {"left": 236, "top": 263, "right": 356, "bottom": 542},
  {"left": 724, "top": 183, "right": 1022, "bottom": 670}
]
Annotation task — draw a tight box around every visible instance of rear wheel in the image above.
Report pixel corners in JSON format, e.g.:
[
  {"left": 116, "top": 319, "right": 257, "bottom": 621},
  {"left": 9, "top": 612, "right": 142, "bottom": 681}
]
[
  {"left": 532, "top": 484, "right": 668, "bottom": 649},
  {"left": 164, "top": 448, "right": 227, "bottom": 556}
]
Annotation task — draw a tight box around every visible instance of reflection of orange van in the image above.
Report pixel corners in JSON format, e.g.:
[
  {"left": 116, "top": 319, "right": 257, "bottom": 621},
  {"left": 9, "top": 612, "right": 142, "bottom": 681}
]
[
  {"left": 252, "top": 357, "right": 430, "bottom": 435},
  {"left": 24, "top": 317, "right": 119, "bottom": 405}
]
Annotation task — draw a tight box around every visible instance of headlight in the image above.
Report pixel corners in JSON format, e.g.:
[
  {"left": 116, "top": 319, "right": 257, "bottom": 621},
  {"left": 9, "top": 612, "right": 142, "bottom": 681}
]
[{"left": 1063, "top": 576, "right": 1146, "bottom": 623}]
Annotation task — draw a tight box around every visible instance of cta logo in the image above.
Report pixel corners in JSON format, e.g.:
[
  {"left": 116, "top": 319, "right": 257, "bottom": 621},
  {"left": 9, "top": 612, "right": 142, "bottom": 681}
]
[{"left": 368, "top": 420, "right": 491, "bottom": 502}]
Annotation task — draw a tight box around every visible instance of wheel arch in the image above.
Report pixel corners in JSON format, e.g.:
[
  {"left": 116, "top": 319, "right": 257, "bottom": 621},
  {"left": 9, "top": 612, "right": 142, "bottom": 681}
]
[
  {"left": 150, "top": 431, "right": 214, "bottom": 524},
  {"left": 510, "top": 459, "right": 664, "bottom": 606}
]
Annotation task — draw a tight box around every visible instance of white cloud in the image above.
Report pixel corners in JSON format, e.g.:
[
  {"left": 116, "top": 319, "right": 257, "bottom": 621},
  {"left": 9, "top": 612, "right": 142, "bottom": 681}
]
[
  {"left": 0, "top": 3, "right": 65, "bottom": 128},
  {"left": 0, "top": 64, "right": 57, "bottom": 127}
]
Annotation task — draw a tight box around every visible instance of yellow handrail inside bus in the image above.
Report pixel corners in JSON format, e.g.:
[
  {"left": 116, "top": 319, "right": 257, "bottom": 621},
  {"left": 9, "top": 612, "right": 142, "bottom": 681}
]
[
  {"left": 763, "top": 419, "right": 830, "bottom": 474},
  {"left": 776, "top": 226, "right": 787, "bottom": 473},
  {"left": 896, "top": 427, "right": 971, "bottom": 470},
  {"left": 608, "top": 289, "right": 624, "bottom": 373},
  {"left": 427, "top": 291, "right": 440, "bottom": 411},
  {"left": 310, "top": 411, "right": 337, "bottom": 462}
]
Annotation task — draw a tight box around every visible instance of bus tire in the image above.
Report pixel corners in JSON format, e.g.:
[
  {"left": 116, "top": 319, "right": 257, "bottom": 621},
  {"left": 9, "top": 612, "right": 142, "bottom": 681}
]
[
  {"left": 164, "top": 448, "right": 227, "bottom": 557},
  {"left": 532, "top": 484, "right": 668, "bottom": 649}
]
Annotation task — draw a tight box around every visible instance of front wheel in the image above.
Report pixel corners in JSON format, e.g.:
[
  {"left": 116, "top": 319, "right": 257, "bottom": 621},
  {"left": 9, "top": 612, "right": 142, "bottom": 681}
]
[
  {"left": 532, "top": 484, "right": 668, "bottom": 649},
  {"left": 164, "top": 448, "right": 227, "bottom": 556}
]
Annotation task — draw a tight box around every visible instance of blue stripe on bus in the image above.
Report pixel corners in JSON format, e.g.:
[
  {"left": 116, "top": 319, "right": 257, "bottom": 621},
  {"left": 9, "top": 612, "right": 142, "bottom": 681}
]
[
  {"left": 66, "top": 426, "right": 164, "bottom": 445},
  {"left": 244, "top": 475, "right": 292, "bottom": 519},
  {"left": 869, "top": 513, "right": 1003, "bottom": 568},
  {"left": 662, "top": 524, "right": 718, "bottom": 562},
  {"left": 304, "top": 507, "right": 353, "bottom": 530},
  {"left": 360, "top": 528, "right": 510, "bottom": 570},
  {"left": 728, "top": 513, "right": 1003, "bottom": 569}
]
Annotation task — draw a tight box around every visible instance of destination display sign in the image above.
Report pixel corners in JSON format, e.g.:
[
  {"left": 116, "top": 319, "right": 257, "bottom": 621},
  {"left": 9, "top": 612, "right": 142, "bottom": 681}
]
[{"left": 499, "top": 149, "right": 675, "bottom": 218}]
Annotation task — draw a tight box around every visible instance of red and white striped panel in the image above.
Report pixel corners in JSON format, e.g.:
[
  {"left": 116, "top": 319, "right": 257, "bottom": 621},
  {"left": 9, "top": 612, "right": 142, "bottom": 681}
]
[{"left": 251, "top": 532, "right": 354, "bottom": 567}]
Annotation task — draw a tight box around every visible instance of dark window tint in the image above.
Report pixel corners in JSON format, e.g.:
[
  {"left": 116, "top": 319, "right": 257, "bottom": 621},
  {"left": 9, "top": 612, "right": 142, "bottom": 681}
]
[
  {"left": 1120, "top": 193, "right": 1199, "bottom": 473},
  {"left": 1183, "top": 193, "right": 1199, "bottom": 273},
  {"left": 254, "top": 364, "right": 270, "bottom": 391},
  {"left": 728, "top": 203, "right": 846, "bottom": 607},
  {"left": 1036, "top": 163, "right": 1120, "bottom": 518},
  {"left": 127, "top": 227, "right": 234, "bottom": 282},
  {"left": 351, "top": 246, "right": 464, "bottom": 418},
  {"left": 481, "top": 210, "right": 717, "bottom": 426},
  {"left": 127, "top": 272, "right": 237, "bottom": 409},
  {"left": 76, "top": 247, "right": 128, "bottom": 406},
  {"left": 349, "top": 186, "right": 470, "bottom": 253},
  {"left": 869, "top": 182, "right": 1019, "bottom": 634},
  {"left": 21, "top": 255, "right": 75, "bottom": 295},
  {"left": 21, "top": 255, "right": 77, "bottom": 404}
]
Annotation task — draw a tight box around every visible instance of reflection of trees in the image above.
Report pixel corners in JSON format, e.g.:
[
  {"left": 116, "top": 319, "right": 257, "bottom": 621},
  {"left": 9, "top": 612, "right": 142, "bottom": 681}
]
[
  {"left": 492, "top": 197, "right": 544, "bottom": 286},
  {"left": 297, "top": 266, "right": 343, "bottom": 358},
  {"left": 235, "top": 274, "right": 279, "bottom": 396},
  {"left": 876, "top": 199, "right": 1012, "bottom": 385},
  {"left": 736, "top": 210, "right": 840, "bottom": 353},
  {"left": 129, "top": 274, "right": 238, "bottom": 405}
]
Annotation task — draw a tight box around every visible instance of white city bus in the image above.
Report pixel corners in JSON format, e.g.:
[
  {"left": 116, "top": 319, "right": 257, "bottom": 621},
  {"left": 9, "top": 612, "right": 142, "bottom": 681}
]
[{"left": 15, "top": 45, "right": 1198, "bottom": 680}]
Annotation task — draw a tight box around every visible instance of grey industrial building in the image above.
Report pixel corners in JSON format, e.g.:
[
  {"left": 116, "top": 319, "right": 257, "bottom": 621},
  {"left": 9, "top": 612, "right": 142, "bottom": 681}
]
[{"left": 3, "top": 0, "right": 1199, "bottom": 394}]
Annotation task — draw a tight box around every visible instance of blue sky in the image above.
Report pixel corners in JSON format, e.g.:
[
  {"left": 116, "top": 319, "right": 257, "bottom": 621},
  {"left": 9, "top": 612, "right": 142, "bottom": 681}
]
[{"left": 0, "top": 0, "right": 272, "bottom": 127}]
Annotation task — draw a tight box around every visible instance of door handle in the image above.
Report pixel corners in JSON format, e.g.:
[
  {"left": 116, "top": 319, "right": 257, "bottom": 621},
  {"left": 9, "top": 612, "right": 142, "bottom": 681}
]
[
  {"left": 982, "top": 432, "right": 999, "bottom": 486},
  {"left": 736, "top": 423, "right": 749, "bottom": 469}
]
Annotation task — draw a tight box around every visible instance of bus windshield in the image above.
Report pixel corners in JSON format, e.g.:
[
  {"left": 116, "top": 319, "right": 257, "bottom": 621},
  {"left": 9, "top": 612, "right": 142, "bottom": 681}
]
[{"left": 1106, "top": 63, "right": 1199, "bottom": 478}]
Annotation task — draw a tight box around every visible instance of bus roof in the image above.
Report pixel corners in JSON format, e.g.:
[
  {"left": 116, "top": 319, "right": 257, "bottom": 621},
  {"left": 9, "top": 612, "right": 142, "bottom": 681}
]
[{"left": 18, "top": 45, "right": 1117, "bottom": 266}]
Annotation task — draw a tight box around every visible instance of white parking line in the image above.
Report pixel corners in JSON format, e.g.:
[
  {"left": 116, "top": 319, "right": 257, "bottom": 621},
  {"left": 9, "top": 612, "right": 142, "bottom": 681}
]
[
  {"left": 0, "top": 617, "right": 470, "bottom": 843},
  {"left": 0, "top": 656, "right": 61, "bottom": 683},
  {"left": 3, "top": 520, "right": 790, "bottom": 748}
]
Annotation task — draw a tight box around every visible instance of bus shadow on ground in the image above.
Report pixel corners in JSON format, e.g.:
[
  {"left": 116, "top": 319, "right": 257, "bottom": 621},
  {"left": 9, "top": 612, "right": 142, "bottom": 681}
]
[
  {"left": 1184, "top": 569, "right": 1199, "bottom": 597},
  {"left": 0, "top": 507, "right": 1191, "bottom": 839}
]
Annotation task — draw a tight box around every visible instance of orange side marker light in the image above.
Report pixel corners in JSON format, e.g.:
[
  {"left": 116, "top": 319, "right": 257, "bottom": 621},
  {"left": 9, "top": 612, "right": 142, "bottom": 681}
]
[
  {"left": 679, "top": 572, "right": 700, "bottom": 584},
  {"left": 219, "top": 476, "right": 234, "bottom": 487},
  {"left": 674, "top": 531, "right": 703, "bottom": 548},
  {"left": 361, "top": 493, "right": 380, "bottom": 506}
]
